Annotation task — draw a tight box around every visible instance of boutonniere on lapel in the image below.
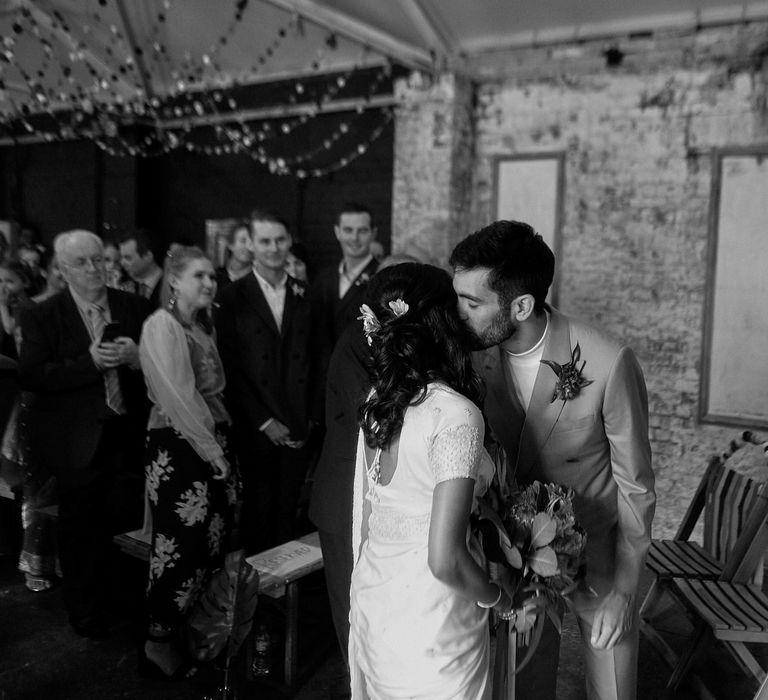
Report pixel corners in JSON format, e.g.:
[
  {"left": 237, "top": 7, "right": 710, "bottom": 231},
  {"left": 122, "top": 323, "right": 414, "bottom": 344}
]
[
  {"left": 354, "top": 272, "right": 371, "bottom": 288},
  {"left": 541, "top": 342, "right": 593, "bottom": 403},
  {"left": 290, "top": 282, "right": 305, "bottom": 298}
]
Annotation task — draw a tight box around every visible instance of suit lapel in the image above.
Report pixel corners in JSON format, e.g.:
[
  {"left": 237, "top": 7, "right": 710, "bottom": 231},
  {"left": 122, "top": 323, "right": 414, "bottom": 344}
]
[
  {"left": 516, "top": 309, "right": 573, "bottom": 477},
  {"left": 242, "top": 274, "right": 280, "bottom": 336},
  {"left": 61, "top": 289, "right": 93, "bottom": 350},
  {"left": 282, "top": 278, "right": 305, "bottom": 341},
  {"left": 339, "top": 258, "right": 378, "bottom": 304}
]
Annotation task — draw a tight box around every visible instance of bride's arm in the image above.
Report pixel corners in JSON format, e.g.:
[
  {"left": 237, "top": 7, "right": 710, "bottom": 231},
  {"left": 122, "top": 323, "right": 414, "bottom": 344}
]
[{"left": 428, "top": 478, "right": 512, "bottom": 612}]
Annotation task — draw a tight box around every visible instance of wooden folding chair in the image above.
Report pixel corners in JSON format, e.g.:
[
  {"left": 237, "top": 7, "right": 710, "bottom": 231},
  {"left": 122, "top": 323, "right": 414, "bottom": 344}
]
[
  {"left": 641, "top": 432, "right": 768, "bottom": 625},
  {"left": 662, "top": 486, "right": 768, "bottom": 698},
  {"left": 640, "top": 431, "right": 768, "bottom": 699}
]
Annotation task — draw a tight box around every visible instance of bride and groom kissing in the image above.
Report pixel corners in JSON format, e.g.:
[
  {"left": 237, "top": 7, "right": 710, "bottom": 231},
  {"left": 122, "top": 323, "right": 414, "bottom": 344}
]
[{"left": 330, "top": 219, "right": 655, "bottom": 700}]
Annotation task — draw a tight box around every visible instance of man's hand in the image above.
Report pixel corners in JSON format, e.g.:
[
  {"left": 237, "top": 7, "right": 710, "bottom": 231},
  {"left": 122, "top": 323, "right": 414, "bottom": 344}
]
[
  {"left": 590, "top": 589, "right": 634, "bottom": 650},
  {"left": 90, "top": 339, "right": 121, "bottom": 370},
  {"left": 113, "top": 337, "right": 140, "bottom": 368},
  {"left": 263, "top": 419, "right": 293, "bottom": 446}
]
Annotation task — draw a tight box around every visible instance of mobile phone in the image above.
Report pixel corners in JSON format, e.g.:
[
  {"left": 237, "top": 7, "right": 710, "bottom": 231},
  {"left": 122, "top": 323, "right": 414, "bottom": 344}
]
[{"left": 100, "top": 321, "right": 122, "bottom": 343}]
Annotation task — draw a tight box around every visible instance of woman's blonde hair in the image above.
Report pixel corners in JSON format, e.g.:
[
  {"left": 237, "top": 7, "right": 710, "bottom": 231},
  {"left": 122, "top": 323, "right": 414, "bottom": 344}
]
[{"left": 161, "top": 244, "right": 213, "bottom": 331}]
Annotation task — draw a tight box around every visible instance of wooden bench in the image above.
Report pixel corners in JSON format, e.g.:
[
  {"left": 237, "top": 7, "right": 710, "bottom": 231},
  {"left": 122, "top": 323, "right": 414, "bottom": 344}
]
[{"left": 114, "top": 528, "right": 324, "bottom": 692}]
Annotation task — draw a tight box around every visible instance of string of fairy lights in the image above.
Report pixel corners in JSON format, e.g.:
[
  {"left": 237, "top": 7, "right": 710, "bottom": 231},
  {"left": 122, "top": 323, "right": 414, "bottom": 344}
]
[{"left": 0, "top": 0, "right": 401, "bottom": 177}]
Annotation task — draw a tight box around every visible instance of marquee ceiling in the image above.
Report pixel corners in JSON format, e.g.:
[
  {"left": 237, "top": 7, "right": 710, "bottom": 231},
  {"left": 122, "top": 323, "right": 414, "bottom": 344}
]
[{"left": 0, "top": 0, "right": 764, "bottom": 169}]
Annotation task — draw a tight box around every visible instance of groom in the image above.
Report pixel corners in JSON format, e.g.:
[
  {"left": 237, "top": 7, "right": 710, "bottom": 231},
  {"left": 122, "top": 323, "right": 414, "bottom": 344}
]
[{"left": 450, "top": 220, "right": 655, "bottom": 700}]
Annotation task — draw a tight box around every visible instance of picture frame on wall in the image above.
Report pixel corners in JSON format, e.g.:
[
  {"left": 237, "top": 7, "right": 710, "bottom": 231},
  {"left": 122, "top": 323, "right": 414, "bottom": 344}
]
[
  {"left": 492, "top": 152, "right": 565, "bottom": 305},
  {"left": 700, "top": 146, "right": 768, "bottom": 429}
]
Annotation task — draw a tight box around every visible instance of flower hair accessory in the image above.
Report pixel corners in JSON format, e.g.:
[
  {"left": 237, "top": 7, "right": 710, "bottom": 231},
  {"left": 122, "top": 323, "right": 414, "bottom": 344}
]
[
  {"left": 388, "top": 299, "right": 409, "bottom": 317},
  {"left": 358, "top": 304, "right": 381, "bottom": 345}
]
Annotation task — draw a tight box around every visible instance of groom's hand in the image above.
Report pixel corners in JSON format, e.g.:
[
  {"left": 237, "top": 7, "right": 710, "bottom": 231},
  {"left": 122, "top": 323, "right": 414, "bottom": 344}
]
[{"left": 590, "top": 589, "right": 634, "bottom": 650}]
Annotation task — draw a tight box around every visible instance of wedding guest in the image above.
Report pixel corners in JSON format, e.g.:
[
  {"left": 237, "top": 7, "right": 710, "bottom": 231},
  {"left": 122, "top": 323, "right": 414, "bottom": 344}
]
[
  {"left": 17, "top": 245, "right": 47, "bottom": 297},
  {"left": 0, "top": 261, "right": 32, "bottom": 359},
  {"left": 216, "top": 209, "right": 318, "bottom": 553},
  {"left": 103, "top": 239, "right": 131, "bottom": 290},
  {"left": 0, "top": 261, "right": 30, "bottom": 565},
  {"left": 285, "top": 241, "right": 311, "bottom": 283},
  {"left": 139, "top": 245, "right": 237, "bottom": 678},
  {"left": 349, "top": 262, "right": 508, "bottom": 699},
  {"left": 0, "top": 258, "right": 21, "bottom": 435},
  {"left": 19, "top": 230, "right": 150, "bottom": 638},
  {"left": 311, "top": 203, "right": 379, "bottom": 349},
  {"left": 309, "top": 254, "right": 420, "bottom": 668},
  {"left": 31, "top": 249, "right": 67, "bottom": 303},
  {"left": 2, "top": 253, "right": 63, "bottom": 591},
  {"left": 451, "top": 220, "right": 656, "bottom": 700},
  {"left": 215, "top": 221, "right": 253, "bottom": 295},
  {"left": 120, "top": 229, "right": 163, "bottom": 307}
]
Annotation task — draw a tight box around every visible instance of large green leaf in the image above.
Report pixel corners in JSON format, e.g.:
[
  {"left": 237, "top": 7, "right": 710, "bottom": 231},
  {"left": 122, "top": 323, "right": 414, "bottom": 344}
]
[
  {"left": 186, "top": 550, "right": 260, "bottom": 662},
  {"left": 529, "top": 545, "right": 558, "bottom": 577},
  {"left": 501, "top": 540, "right": 523, "bottom": 569},
  {"left": 530, "top": 512, "right": 556, "bottom": 548},
  {"left": 477, "top": 495, "right": 513, "bottom": 549}
]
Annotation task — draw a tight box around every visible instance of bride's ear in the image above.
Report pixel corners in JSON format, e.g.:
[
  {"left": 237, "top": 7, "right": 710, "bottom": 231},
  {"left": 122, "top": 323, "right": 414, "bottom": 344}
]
[{"left": 510, "top": 294, "right": 535, "bottom": 322}]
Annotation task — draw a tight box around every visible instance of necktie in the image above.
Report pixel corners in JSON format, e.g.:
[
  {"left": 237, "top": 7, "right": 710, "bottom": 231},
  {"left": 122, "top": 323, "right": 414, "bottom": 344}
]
[
  {"left": 140, "top": 282, "right": 151, "bottom": 299},
  {"left": 89, "top": 305, "right": 126, "bottom": 415}
]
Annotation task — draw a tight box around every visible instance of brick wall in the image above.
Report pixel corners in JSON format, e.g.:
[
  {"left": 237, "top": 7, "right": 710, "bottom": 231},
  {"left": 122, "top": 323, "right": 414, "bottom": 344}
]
[{"left": 392, "top": 23, "right": 768, "bottom": 537}]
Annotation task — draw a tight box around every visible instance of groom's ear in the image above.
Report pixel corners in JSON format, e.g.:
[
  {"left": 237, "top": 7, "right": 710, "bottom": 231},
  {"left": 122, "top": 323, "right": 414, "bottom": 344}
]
[{"left": 510, "top": 294, "right": 536, "bottom": 322}]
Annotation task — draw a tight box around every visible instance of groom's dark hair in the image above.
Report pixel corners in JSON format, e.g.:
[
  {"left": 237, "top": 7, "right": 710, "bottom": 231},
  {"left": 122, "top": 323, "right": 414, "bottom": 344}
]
[{"left": 449, "top": 220, "right": 554, "bottom": 314}]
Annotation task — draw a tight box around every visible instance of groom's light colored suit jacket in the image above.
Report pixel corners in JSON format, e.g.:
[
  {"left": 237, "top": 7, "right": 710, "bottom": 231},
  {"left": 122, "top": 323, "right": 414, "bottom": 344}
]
[{"left": 476, "top": 307, "right": 656, "bottom": 603}]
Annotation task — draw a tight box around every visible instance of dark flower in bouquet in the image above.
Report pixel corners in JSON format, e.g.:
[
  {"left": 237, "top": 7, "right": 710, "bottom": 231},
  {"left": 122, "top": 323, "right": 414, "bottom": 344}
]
[{"left": 477, "top": 480, "right": 588, "bottom": 636}]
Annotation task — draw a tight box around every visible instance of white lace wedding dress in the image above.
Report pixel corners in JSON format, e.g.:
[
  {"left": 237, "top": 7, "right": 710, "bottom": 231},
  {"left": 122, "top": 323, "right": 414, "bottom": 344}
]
[{"left": 349, "top": 383, "right": 494, "bottom": 699}]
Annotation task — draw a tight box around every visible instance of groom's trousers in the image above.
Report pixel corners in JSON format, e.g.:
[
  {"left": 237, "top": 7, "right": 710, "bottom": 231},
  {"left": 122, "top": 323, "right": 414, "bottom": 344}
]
[{"left": 514, "top": 604, "right": 639, "bottom": 700}]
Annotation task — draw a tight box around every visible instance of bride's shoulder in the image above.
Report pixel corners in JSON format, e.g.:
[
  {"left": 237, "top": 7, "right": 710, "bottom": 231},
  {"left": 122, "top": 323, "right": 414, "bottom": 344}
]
[{"left": 424, "top": 382, "right": 482, "bottom": 424}]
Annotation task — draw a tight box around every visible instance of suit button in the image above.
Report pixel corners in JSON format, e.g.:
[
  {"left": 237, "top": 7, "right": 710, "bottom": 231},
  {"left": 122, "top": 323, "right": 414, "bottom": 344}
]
[
  {"left": 298, "top": 379, "right": 305, "bottom": 385},
  {"left": 293, "top": 353, "right": 299, "bottom": 360}
]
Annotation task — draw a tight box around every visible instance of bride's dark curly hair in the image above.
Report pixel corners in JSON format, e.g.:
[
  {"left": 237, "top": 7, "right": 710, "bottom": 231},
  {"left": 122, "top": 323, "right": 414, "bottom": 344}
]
[{"left": 359, "top": 262, "right": 483, "bottom": 449}]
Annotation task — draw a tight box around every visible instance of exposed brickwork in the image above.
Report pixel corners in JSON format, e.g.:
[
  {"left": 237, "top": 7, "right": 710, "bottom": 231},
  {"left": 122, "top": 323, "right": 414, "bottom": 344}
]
[
  {"left": 391, "top": 23, "right": 768, "bottom": 537},
  {"left": 391, "top": 73, "right": 474, "bottom": 266}
]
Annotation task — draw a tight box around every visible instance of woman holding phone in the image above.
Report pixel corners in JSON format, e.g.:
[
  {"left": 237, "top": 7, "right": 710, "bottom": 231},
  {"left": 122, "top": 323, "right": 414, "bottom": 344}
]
[{"left": 138, "top": 245, "right": 238, "bottom": 679}]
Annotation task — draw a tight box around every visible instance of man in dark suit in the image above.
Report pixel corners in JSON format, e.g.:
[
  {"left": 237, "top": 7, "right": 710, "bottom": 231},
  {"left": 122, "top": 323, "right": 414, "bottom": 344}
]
[
  {"left": 311, "top": 203, "right": 380, "bottom": 351},
  {"left": 216, "top": 210, "right": 317, "bottom": 554},
  {"left": 19, "top": 230, "right": 150, "bottom": 638},
  {"left": 119, "top": 228, "right": 163, "bottom": 308},
  {"left": 308, "top": 254, "right": 419, "bottom": 668}
]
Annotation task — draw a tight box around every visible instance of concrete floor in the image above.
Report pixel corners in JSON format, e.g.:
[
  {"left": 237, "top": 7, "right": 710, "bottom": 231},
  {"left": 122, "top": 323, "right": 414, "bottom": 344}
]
[{"left": 0, "top": 545, "right": 762, "bottom": 699}]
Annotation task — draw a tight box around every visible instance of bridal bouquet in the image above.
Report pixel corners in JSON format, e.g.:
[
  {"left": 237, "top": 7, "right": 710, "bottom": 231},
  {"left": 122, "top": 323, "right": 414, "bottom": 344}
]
[{"left": 476, "top": 478, "right": 588, "bottom": 689}]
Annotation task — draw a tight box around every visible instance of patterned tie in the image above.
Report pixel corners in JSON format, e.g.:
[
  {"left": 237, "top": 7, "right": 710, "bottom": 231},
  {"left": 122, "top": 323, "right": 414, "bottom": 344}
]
[{"left": 89, "top": 305, "right": 126, "bottom": 415}]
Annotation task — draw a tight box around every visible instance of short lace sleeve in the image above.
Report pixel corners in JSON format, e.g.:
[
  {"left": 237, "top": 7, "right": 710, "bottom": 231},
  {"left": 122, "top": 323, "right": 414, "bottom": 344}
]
[{"left": 427, "top": 390, "right": 484, "bottom": 483}]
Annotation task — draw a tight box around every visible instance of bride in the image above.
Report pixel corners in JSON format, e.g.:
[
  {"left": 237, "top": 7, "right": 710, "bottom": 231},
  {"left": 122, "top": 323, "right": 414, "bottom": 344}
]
[{"left": 349, "top": 263, "right": 515, "bottom": 699}]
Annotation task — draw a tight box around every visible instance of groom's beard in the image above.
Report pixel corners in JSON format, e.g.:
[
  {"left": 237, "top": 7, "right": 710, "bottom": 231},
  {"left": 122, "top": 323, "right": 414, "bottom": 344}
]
[{"left": 467, "top": 309, "right": 517, "bottom": 350}]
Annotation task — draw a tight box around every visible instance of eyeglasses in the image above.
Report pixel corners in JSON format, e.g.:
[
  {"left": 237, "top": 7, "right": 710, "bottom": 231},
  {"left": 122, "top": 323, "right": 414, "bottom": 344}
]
[{"left": 63, "top": 255, "right": 104, "bottom": 269}]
